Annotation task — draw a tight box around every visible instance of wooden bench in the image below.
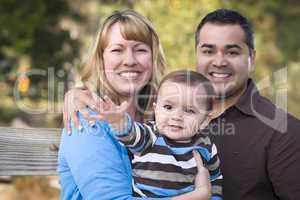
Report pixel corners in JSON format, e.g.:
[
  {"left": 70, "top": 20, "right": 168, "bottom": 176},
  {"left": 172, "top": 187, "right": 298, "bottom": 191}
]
[{"left": 0, "top": 127, "right": 61, "bottom": 176}]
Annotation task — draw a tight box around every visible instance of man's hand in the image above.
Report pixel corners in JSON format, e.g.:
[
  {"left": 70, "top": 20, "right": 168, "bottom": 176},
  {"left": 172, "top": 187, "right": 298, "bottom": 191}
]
[
  {"left": 171, "top": 151, "right": 211, "bottom": 200},
  {"left": 193, "top": 150, "right": 211, "bottom": 196}
]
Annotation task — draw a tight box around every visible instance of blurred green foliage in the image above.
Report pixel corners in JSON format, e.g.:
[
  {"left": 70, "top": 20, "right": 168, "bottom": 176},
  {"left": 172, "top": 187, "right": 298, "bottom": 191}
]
[
  {"left": 0, "top": 0, "right": 299, "bottom": 126},
  {"left": 0, "top": 0, "right": 82, "bottom": 93}
]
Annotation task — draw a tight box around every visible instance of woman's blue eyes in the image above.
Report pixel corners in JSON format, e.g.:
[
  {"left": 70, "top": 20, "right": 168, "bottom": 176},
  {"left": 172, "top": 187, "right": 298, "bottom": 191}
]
[
  {"left": 111, "top": 49, "right": 121, "bottom": 52},
  {"left": 163, "top": 104, "right": 172, "bottom": 110},
  {"left": 111, "top": 48, "right": 148, "bottom": 53},
  {"left": 137, "top": 48, "right": 148, "bottom": 52}
]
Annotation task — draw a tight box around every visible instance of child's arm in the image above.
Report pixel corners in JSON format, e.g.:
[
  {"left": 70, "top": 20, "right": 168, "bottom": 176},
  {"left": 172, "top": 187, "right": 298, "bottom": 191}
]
[
  {"left": 114, "top": 120, "right": 157, "bottom": 155},
  {"left": 92, "top": 96, "right": 156, "bottom": 155},
  {"left": 90, "top": 95, "right": 129, "bottom": 133}
]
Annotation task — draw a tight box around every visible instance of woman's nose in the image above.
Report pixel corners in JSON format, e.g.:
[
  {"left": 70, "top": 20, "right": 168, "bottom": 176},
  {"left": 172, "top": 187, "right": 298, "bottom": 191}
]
[{"left": 123, "top": 49, "right": 137, "bottom": 67}]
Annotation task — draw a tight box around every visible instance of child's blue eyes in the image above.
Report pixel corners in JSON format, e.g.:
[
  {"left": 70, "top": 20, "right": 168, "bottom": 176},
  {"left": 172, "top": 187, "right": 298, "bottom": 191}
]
[
  {"left": 184, "top": 108, "right": 196, "bottom": 114},
  {"left": 162, "top": 105, "right": 195, "bottom": 114}
]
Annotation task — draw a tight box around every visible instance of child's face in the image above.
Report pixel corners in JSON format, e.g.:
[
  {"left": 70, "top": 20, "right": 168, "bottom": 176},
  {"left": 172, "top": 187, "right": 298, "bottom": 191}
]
[{"left": 154, "top": 81, "right": 209, "bottom": 142}]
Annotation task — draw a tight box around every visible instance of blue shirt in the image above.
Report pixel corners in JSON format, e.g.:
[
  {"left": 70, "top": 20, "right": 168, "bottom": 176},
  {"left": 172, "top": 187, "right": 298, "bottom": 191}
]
[{"left": 57, "top": 113, "right": 170, "bottom": 200}]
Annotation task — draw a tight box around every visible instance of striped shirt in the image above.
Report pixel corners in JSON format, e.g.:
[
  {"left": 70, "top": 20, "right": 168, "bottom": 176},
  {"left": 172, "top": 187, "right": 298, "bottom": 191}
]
[{"left": 112, "top": 117, "right": 223, "bottom": 199}]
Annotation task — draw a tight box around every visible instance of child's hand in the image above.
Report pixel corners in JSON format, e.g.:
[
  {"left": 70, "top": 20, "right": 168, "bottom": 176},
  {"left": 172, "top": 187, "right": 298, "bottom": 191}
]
[
  {"left": 193, "top": 150, "right": 211, "bottom": 199},
  {"left": 91, "top": 96, "right": 129, "bottom": 131}
]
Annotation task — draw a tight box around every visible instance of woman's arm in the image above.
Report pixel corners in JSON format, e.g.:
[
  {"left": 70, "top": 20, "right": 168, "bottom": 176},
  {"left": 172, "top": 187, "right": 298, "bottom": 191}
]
[
  {"left": 63, "top": 88, "right": 102, "bottom": 134},
  {"left": 59, "top": 113, "right": 132, "bottom": 199}
]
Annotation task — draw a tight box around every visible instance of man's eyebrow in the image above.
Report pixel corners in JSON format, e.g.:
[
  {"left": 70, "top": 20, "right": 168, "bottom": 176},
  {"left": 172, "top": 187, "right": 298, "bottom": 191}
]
[
  {"left": 200, "top": 44, "right": 215, "bottom": 48},
  {"left": 225, "top": 44, "right": 242, "bottom": 49}
]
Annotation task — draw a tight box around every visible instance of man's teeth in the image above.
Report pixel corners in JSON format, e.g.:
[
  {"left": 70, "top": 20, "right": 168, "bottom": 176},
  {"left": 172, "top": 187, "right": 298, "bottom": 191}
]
[
  {"left": 211, "top": 72, "right": 230, "bottom": 78},
  {"left": 119, "top": 72, "right": 139, "bottom": 78}
]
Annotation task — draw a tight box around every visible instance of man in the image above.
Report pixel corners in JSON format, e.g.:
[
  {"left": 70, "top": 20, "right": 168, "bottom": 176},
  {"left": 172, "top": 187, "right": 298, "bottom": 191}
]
[{"left": 195, "top": 9, "right": 300, "bottom": 200}]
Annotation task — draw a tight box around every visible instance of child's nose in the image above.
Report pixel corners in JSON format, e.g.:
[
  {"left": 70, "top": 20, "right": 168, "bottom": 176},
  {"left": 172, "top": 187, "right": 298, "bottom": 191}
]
[{"left": 171, "top": 110, "right": 183, "bottom": 121}]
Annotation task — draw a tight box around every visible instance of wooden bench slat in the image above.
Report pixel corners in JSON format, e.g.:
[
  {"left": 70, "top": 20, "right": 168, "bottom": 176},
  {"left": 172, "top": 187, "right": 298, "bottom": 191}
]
[{"left": 0, "top": 127, "right": 61, "bottom": 176}]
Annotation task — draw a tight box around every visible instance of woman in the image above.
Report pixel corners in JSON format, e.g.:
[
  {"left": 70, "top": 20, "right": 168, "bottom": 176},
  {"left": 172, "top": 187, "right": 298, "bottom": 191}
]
[{"left": 58, "top": 10, "right": 211, "bottom": 200}]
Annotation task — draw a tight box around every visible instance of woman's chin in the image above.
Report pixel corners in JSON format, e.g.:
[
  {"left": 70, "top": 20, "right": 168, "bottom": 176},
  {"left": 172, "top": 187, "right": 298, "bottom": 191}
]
[{"left": 115, "top": 85, "right": 147, "bottom": 97}]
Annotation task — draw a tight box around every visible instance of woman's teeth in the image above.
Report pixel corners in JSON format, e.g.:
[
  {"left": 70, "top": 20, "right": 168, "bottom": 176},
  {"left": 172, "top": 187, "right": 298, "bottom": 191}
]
[{"left": 119, "top": 72, "right": 139, "bottom": 79}]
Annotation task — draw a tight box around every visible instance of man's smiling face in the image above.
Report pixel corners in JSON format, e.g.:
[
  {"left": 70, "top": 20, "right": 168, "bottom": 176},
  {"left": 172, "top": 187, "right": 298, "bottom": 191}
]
[{"left": 196, "top": 23, "right": 255, "bottom": 99}]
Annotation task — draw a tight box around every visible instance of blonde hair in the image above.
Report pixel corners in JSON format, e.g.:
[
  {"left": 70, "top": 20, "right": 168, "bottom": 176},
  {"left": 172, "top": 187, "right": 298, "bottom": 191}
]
[{"left": 81, "top": 10, "right": 166, "bottom": 121}]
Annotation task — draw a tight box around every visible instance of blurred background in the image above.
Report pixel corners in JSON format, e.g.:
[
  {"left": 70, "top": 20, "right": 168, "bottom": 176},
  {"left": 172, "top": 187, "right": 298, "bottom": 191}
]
[{"left": 0, "top": 0, "right": 299, "bottom": 199}]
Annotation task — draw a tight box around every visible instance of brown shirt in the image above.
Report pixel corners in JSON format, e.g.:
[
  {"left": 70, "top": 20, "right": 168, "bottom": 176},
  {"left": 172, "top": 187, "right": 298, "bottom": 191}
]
[{"left": 203, "top": 79, "right": 300, "bottom": 200}]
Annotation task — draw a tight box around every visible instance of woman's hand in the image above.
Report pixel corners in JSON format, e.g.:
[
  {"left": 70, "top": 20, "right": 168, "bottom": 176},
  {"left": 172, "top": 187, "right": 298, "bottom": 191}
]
[{"left": 63, "top": 88, "right": 99, "bottom": 134}]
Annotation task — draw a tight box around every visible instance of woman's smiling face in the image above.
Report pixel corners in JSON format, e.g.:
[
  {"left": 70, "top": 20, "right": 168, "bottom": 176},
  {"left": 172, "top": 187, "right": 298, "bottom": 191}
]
[{"left": 103, "top": 23, "right": 153, "bottom": 97}]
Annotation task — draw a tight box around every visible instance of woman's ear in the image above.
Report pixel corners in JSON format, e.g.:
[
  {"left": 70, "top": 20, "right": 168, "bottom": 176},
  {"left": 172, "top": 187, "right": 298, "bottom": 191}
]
[{"left": 153, "top": 102, "right": 157, "bottom": 109}]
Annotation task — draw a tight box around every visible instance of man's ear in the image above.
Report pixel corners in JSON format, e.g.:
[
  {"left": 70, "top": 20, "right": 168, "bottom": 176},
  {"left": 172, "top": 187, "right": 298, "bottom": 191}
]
[{"left": 248, "top": 50, "right": 256, "bottom": 72}]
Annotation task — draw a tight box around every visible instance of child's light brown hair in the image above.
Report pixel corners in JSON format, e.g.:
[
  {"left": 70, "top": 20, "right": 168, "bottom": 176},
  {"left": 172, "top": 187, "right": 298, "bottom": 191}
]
[{"left": 157, "top": 70, "right": 215, "bottom": 111}]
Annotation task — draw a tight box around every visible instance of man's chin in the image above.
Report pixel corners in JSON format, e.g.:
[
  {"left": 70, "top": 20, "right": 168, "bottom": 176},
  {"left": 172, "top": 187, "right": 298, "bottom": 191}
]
[
  {"left": 213, "top": 84, "right": 247, "bottom": 101},
  {"left": 213, "top": 88, "right": 231, "bottom": 100}
]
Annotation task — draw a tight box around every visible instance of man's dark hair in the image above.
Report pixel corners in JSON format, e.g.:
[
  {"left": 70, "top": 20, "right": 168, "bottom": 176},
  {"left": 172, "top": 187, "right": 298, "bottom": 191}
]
[{"left": 195, "top": 9, "right": 254, "bottom": 51}]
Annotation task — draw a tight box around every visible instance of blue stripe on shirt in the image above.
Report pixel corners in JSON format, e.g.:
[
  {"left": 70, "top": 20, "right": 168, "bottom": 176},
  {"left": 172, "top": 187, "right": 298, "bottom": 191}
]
[
  {"left": 136, "top": 183, "right": 194, "bottom": 197},
  {"left": 155, "top": 137, "right": 211, "bottom": 161}
]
